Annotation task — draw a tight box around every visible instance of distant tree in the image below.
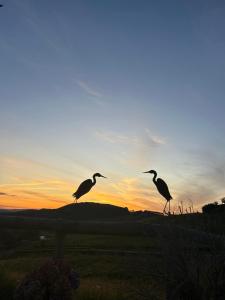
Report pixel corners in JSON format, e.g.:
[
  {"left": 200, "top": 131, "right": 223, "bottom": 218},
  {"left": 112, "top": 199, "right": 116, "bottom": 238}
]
[
  {"left": 202, "top": 201, "right": 225, "bottom": 214},
  {"left": 202, "top": 202, "right": 218, "bottom": 214}
]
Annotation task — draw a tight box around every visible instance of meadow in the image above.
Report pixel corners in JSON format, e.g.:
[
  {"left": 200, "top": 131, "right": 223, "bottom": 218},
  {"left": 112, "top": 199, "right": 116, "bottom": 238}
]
[
  {"left": 0, "top": 231, "right": 165, "bottom": 300},
  {"left": 0, "top": 207, "right": 225, "bottom": 299}
]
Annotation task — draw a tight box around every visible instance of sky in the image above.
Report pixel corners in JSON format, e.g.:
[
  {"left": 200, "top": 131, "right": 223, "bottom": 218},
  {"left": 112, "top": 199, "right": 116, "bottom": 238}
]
[{"left": 1, "top": 0, "right": 225, "bottom": 212}]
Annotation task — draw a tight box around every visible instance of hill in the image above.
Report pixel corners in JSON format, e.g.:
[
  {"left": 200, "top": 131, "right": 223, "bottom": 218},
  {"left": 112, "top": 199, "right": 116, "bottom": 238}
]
[{"left": 1, "top": 202, "right": 130, "bottom": 221}]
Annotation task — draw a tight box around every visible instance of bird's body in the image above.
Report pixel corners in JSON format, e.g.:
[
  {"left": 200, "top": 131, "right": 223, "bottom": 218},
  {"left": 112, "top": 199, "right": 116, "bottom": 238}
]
[
  {"left": 72, "top": 173, "right": 106, "bottom": 203},
  {"left": 144, "top": 170, "right": 172, "bottom": 214},
  {"left": 73, "top": 179, "right": 94, "bottom": 200},
  {"left": 153, "top": 177, "right": 172, "bottom": 202}
]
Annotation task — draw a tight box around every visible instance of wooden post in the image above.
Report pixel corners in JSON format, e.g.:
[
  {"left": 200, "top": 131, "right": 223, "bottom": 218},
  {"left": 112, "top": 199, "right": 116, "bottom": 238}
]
[{"left": 55, "top": 231, "right": 66, "bottom": 259}]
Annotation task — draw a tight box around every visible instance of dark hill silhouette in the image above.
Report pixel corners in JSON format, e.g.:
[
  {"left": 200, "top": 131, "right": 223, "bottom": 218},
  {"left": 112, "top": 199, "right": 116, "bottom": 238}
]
[
  {"left": 3, "top": 202, "right": 130, "bottom": 221},
  {"left": 56, "top": 202, "right": 129, "bottom": 220}
]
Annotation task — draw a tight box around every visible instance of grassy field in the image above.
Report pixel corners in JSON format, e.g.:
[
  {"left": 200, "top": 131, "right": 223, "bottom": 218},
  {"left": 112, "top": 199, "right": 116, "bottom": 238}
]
[
  {"left": 0, "top": 213, "right": 225, "bottom": 299},
  {"left": 0, "top": 232, "right": 165, "bottom": 300}
]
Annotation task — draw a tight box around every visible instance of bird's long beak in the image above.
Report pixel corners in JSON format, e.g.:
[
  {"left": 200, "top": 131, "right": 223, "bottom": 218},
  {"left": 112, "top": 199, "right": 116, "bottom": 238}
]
[
  {"left": 143, "top": 171, "right": 149, "bottom": 173},
  {"left": 101, "top": 175, "right": 107, "bottom": 178}
]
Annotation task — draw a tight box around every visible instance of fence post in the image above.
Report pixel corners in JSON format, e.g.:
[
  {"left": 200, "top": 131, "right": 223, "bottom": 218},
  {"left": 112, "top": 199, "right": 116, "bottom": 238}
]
[{"left": 55, "top": 231, "right": 66, "bottom": 259}]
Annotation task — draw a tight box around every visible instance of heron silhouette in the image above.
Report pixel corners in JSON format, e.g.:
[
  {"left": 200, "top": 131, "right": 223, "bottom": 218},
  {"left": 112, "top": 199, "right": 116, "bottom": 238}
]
[
  {"left": 143, "top": 170, "right": 172, "bottom": 214},
  {"left": 72, "top": 173, "right": 107, "bottom": 203}
]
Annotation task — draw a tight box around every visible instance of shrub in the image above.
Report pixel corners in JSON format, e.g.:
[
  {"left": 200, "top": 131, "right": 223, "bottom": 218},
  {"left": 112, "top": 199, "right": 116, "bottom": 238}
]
[
  {"left": 14, "top": 259, "right": 79, "bottom": 300},
  {"left": 162, "top": 229, "right": 225, "bottom": 300}
]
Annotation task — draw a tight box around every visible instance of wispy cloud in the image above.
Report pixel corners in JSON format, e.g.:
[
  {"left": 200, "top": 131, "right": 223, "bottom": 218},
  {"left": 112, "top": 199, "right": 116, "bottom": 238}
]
[
  {"left": 0, "top": 192, "right": 8, "bottom": 196},
  {"left": 0, "top": 180, "right": 66, "bottom": 189},
  {"left": 95, "top": 129, "right": 166, "bottom": 147},
  {"left": 2, "top": 156, "right": 77, "bottom": 178},
  {"left": 104, "top": 177, "right": 163, "bottom": 211},
  {"left": 145, "top": 128, "right": 166, "bottom": 146},
  {"left": 94, "top": 128, "right": 166, "bottom": 167},
  {"left": 0, "top": 192, "right": 15, "bottom": 197},
  {"left": 0, "top": 204, "right": 26, "bottom": 210},
  {"left": 21, "top": 190, "right": 67, "bottom": 204},
  {"left": 76, "top": 80, "right": 103, "bottom": 98},
  {"left": 95, "top": 130, "right": 139, "bottom": 145}
]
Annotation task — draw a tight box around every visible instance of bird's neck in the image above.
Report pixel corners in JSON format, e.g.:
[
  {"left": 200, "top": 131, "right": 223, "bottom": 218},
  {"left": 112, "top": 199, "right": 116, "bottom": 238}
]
[
  {"left": 152, "top": 172, "right": 157, "bottom": 183},
  {"left": 92, "top": 175, "right": 97, "bottom": 185}
]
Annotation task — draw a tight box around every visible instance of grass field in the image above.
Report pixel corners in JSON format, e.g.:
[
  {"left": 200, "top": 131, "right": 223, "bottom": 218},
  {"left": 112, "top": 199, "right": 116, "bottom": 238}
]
[
  {"left": 0, "top": 212, "right": 225, "bottom": 299},
  {"left": 0, "top": 232, "right": 165, "bottom": 300}
]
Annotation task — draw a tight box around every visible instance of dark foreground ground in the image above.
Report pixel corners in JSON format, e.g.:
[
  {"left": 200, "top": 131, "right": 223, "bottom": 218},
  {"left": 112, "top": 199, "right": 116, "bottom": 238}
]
[
  {"left": 0, "top": 205, "right": 225, "bottom": 299},
  {"left": 0, "top": 232, "right": 165, "bottom": 300}
]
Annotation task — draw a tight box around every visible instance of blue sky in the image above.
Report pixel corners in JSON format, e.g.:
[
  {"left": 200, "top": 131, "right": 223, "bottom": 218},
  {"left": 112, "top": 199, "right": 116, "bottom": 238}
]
[{"left": 0, "top": 0, "right": 225, "bottom": 211}]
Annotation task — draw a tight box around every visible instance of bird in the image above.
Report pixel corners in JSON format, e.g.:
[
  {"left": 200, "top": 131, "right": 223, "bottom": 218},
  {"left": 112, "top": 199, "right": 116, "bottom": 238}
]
[
  {"left": 72, "top": 173, "right": 107, "bottom": 203},
  {"left": 143, "top": 170, "right": 172, "bottom": 215},
  {"left": 0, "top": 4, "right": 3, "bottom": 7}
]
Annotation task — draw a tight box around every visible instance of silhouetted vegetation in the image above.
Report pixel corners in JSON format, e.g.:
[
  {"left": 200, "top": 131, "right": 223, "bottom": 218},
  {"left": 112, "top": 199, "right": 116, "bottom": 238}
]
[
  {"left": 202, "top": 200, "right": 225, "bottom": 214},
  {"left": 132, "top": 210, "right": 162, "bottom": 218},
  {"left": 163, "top": 229, "right": 225, "bottom": 300},
  {"left": 14, "top": 259, "right": 79, "bottom": 300}
]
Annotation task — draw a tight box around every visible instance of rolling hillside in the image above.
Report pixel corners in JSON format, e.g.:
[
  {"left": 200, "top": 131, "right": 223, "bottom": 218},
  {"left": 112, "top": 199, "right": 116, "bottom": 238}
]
[{"left": 0, "top": 202, "right": 130, "bottom": 221}]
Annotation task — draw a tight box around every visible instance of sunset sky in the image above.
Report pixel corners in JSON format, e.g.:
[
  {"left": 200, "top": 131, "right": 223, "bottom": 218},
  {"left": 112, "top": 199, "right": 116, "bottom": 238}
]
[{"left": 1, "top": 0, "right": 225, "bottom": 212}]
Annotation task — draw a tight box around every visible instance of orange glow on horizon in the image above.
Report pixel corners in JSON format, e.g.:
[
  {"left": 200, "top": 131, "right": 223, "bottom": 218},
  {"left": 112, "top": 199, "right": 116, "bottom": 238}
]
[
  {"left": 0, "top": 156, "right": 204, "bottom": 213},
  {"left": 0, "top": 176, "right": 165, "bottom": 211}
]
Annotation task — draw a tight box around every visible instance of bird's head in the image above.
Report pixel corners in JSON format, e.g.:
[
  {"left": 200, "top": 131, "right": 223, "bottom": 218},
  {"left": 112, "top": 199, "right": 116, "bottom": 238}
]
[
  {"left": 93, "top": 173, "right": 107, "bottom": 178},
  {"left": 143, "top": 170, "right": 157, "bottom": 175}
]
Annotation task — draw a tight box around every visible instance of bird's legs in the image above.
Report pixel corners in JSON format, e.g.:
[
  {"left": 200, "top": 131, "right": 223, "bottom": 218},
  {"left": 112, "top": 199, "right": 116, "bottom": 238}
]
[
  {"left": 163, "top": 201, "right": 171, "bottom": 215},
  {"left": 163, "top": 201, "right": 168, "bottom": 215}
]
